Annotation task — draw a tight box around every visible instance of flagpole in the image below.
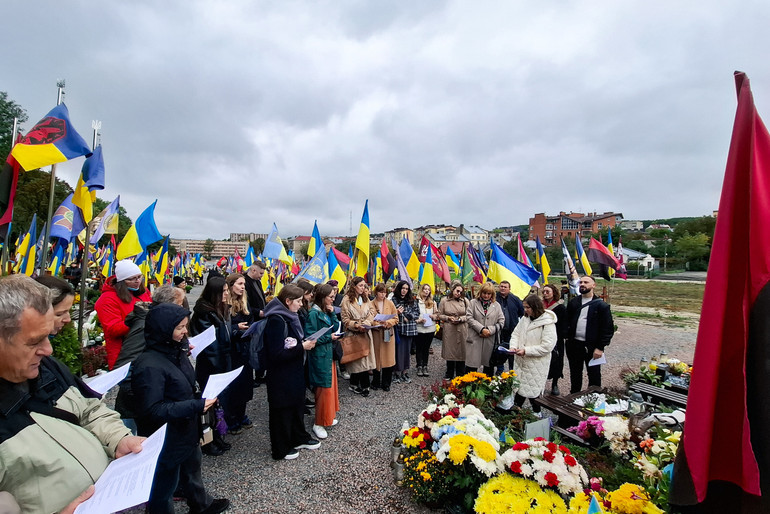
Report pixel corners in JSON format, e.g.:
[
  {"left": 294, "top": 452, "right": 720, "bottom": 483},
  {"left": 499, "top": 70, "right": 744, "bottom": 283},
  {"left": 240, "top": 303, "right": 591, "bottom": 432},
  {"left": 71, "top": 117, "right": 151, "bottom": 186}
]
[
  {"left": 39, "top": 80, "right": 66, "bottom": 274},
  {"left": 1, "top": 118, "right": 19, "bottom": 275},
  {"left": 77, "top": 120, "right": 99, "bottom": 342}
]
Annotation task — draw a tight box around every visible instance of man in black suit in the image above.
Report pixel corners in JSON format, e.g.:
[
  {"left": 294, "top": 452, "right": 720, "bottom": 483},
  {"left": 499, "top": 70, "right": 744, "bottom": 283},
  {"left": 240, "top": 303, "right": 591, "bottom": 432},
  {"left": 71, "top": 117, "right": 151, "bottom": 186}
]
[{"left": 566, "top": 275, "right": 614, "bottom": 393}]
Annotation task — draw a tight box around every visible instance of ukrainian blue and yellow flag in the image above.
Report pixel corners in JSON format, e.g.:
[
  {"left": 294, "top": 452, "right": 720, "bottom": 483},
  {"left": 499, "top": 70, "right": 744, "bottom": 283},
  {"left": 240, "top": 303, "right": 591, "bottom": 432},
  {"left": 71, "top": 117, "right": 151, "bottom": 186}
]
[
  {"left": 244, "top": 246, "right": 256, "bottom": 267},
  {"left": 16, "top": 214, "right": 37, "bottom": 276},
  {"left": 155, "top": 236, "right": 170, "bottom": 284},
  {"left": 487, "top": 240, "right": 541, "bottom": 300},
  {"left": 116, "top": 200, "right": 163, "bottom": 260},
  {"left": 47, "top": 241, "right": 65, "bottom": 276},
  {"left": 308, "top": 221, "right": 323, "bottom": 258},
  {"left": 535, "top": 236, "right": 551, "bottom": 284},
  {"left": 399, "top": 236, "right": 420, "bottom": 280},
  {"left": 262, "top": 223, "right": 292, "bottom": 265},
  {"left": 354, "top": 200, "right": 370, "bottom": 277},
  {"left": 101, "top": 245, "right": 114, "bottom": 278},
  {"left": 328, "top": 247, "right": 347, "bottom": 291},
  {"left": 606, "top": 230, "right": 615, "bottom": 279},
  {"left": 11, "top": 104, "right": 92, "bottom": 171},
  {"left": 418, "top": 244, "right": 435, "bottom": 292},
  {"left": 575, "top": 235, "right": 593, "bottom": 276},
  {"left": 296, "top": 248, "right": 329, "bottom": 285},
  {"left": 72, "top": 145, "right": 105, "bottom": 224},
  {"left": 445, "top": 245, "right": 461, "bottom": 280}
]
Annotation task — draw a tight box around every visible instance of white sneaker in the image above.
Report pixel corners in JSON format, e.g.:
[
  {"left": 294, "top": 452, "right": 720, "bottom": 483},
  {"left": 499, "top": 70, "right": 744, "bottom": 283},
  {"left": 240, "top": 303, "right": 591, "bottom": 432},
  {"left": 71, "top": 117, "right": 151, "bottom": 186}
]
[
  {"left": 312, "top": 425, "right": 328, "bottom": 439},
  {"left": 331, "top": 418, "right": 339, "bottom": 426}
]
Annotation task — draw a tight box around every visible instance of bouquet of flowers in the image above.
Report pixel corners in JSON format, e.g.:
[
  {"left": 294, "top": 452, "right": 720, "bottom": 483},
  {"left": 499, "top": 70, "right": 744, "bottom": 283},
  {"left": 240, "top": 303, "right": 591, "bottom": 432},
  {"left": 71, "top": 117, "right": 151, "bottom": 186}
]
[
  {"left": 403, "top": 448, "right": 452, "bottom": 506},
  {"left": 569, "top": 480, "right": 664, "bottom": 514},
  {"left": 499, "top": 437, "right": 589, "bottom": 496},
  {"left": 569, "top": 416, "right": 635, "bottom": 455},
  {"left": 431, "top": 405, "right": 504, "bottom": 477},
  {"left": 573, "top": 392, "right": 628, "bottom": 414},
  {"left": 474, "top": 474, "right": 568, "bottom": 514},
  {"left": 663, "top": 358, "right": 690, "bottom": 376}
]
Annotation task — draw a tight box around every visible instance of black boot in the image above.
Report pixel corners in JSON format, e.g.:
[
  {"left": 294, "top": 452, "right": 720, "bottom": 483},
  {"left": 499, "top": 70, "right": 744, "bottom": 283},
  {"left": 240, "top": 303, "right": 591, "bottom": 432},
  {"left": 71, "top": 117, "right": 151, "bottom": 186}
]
[
  {"left": 371, "top": 370, "right": 381, "bottom": 390},
  {"left": 382, "top": 366, "right": 394, "bottom": 391}
]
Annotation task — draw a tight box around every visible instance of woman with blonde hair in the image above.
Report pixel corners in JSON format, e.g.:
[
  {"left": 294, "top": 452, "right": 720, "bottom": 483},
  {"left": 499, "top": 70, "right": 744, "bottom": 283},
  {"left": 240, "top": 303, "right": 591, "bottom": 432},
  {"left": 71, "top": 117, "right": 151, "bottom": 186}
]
[
  {"left": 415, "top": 283, "right": 438, "bottom": 377},
  {"left": 339, "top": 277, "right": 376, "bottom": 397},
  {"left": 465, "top": 282, "right": 505, "bottom": 375},
  {"left": 224, "top": 273, "right": 254, "bottom": 434},
  {"left": 437, "top": 281, "right": 469, "bottom": 379},
  {"left": 370, "top": 283, "right": 399, "bottom": 391}
]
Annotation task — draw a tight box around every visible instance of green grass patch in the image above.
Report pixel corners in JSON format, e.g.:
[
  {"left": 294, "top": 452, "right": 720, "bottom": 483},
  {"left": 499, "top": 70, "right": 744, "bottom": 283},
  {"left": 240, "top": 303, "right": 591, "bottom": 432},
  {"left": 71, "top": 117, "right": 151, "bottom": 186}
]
[
  {"left": 599, "top": 280, "right": 705, "bottom": 314},
  {"left": 614, "top": 311, "right": 688, "bottom": 322}
]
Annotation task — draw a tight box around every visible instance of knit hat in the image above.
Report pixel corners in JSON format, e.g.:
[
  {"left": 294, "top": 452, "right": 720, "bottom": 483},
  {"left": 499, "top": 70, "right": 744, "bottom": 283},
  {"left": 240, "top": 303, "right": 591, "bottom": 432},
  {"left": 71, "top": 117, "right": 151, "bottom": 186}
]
[{"left": 115, "top": 260, "right": 142, "bottom": 282}]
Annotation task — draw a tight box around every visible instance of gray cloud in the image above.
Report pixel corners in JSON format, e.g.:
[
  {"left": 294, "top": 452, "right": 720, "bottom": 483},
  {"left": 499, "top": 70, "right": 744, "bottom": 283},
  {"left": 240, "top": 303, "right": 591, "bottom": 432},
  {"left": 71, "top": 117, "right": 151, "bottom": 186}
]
[{"left": 2, "top": 1, "right": 769, "bottom": 241}]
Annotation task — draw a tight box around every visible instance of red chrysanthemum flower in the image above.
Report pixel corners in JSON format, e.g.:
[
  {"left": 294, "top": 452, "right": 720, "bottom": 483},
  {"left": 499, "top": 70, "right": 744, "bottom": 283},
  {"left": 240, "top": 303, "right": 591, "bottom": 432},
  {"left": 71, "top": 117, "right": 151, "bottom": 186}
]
[
  {"left": 543, "top": 450, "right": 556, "bottom": 463},
  {"left": 512, "top": 442, "right": 530, "bottom": 451},
  {"left": 510, "top": 461, "right": 523, "bottom": 474},
  {"left": 546, "top": 442, "right": 558, "bottom": 453},
  {"left": 533, "top": 437, "right": 546, "bottom": 442},
  {"left": 544, "top": 472, "right": 559, "bottom": 487},
  {"left": 559, "top": 445, "right": 571, "bottom": 454},
  {"left": 564, "top": 455, "right": 577, "bottom": 467}
]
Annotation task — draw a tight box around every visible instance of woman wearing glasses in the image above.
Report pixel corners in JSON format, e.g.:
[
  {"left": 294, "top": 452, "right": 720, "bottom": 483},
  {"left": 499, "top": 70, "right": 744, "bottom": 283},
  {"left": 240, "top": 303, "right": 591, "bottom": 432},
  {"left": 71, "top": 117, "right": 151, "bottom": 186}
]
[{"left": 95, "top": 259, "right": 153, "bottom": 370}]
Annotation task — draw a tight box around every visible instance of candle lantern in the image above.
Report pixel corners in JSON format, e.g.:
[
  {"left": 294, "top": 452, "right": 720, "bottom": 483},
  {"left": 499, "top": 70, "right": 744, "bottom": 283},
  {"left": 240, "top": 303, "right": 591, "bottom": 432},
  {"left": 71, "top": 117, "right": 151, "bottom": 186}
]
[
  {"left": 393, "top": 454, "right": 405, "bottom": 486},
  {"left": 390, "top": 437, "right": 402, "bottom": 468}
]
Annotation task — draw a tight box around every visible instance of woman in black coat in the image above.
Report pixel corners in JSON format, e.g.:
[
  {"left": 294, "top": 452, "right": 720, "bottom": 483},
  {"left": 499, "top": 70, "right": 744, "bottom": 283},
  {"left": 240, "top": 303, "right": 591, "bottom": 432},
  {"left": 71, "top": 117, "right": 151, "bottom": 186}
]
[
  {"left": 264, "top": 284, "right": 319, "bottom": 460},
  {"left": 190, "top": 277, "right": 233, "bottom": 455},
  {"left": 542, "top": 284, "right": 568, "bottom": 396},
  {"left": 131, "top": 303, "right": 228, "bottom": 514},
  {"left": 224, "top": 273, "right": 255, "bottom": 434}
]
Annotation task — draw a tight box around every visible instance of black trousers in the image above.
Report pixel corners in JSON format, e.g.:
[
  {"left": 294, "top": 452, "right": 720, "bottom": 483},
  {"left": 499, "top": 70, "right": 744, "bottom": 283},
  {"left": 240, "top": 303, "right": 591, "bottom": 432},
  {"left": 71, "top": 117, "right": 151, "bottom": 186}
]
[
  {"left": 414, "top": 332, "right": 433, "bottom": 367},
  {"left": 269, "top": 403, "right": 311, "bottom": 459},
  {"left": 349, "top": 371, "right": 371, "bottom": 389},
  {"left": 514, "top": 393, "right": 541, "bottom": 413},
  {"left": 566, "top": 338, "right": 602, "bottom": 393},
  {"left": 444, "top": 360, "right": 465, "bottom": 379},
  {"left": 148, "top": 446, "right": 212, "bottom": 514},
  {"left": 372, "top": 367, "right": 393, "bottom": 389}
]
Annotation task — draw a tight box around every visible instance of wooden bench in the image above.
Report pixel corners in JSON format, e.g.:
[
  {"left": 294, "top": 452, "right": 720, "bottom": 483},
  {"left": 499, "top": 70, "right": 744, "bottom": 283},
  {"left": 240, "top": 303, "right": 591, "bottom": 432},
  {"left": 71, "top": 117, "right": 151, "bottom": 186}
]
[
  {"left": 532, "top": 386, "right": 605, "bottom": 429},
  {"left": 629, "top": 382, "right": 688, "bottom": 409}
]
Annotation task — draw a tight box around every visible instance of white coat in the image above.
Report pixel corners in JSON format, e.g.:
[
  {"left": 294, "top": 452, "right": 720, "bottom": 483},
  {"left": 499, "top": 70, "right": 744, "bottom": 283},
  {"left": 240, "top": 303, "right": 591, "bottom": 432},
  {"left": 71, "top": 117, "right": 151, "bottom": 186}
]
[{"left": 510, "top": 310, "right": 558, "bottom": 398}]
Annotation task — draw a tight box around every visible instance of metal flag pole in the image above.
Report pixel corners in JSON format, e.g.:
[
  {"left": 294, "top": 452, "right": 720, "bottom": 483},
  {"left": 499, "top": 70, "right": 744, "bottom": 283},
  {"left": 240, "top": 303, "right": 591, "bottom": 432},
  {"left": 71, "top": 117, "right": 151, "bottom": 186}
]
[
  {"left": 39, "top": 80, "right": 66, "bottom": 274},
  {"left": 77, "top": 120, "right": 100, "bottom": 342},
  {"left": 1, "top": 118, "right": 19, "bottom": 275}
]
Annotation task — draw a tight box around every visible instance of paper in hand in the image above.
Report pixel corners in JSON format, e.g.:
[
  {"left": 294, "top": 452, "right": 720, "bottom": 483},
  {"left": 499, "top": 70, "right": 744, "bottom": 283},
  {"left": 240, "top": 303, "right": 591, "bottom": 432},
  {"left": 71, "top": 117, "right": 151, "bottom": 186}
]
[
  {"left": 307, "top": 325, "right": 333, "bottom": 341},
  {"left": 83, "top": 362, "right": 131, "bottom": 395},
  {"left": 422, "top": 316, "right": 435, "bottom": 328},
  {"left": 588, "top": 354, "right": 607, "bottom": 366},
  {"left": 373, "top": 314, "right": 395, "bottom": 322},
  {"left": 189, "top": 326, "right": 216, "bottom": 359},
  {"left": 201, "top": 366, "right": 244, "bottom": 399},
  {"left": 75, "top": 424, "right": 167, "bottom": 514},
  {"left": 497, "top": 345, "right": 515, "bottom": 354}
]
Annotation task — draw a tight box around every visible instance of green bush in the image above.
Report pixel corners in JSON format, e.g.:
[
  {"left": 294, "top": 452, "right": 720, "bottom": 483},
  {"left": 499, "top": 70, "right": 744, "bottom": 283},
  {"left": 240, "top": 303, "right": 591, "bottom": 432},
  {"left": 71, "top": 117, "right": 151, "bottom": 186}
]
[{"left": 51, "top": 322, "right": 82, "bottom": 376}]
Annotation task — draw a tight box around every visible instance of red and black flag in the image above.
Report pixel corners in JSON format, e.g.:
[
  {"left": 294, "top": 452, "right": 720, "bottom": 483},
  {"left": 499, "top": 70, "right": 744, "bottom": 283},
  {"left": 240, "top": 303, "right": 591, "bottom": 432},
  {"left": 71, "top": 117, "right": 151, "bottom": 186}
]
[
  {"left": 586, "top": 237, "right": 620, "bottom": 281},
  {"left": 671, "top": 72, "right": 770, "bottom": 512},
  {"left": 0, "top": 133, "right": 22, "bottom": 228},
  {"left": 380, "top": 238, "right": 397, "bottom": 282}
]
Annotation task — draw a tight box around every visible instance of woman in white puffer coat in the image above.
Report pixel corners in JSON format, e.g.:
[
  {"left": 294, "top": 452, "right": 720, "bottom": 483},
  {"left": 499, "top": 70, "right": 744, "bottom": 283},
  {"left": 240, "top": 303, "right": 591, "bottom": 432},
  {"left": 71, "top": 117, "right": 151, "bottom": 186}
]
[{"left": 510, "top": 294, "right": 557, "bottom": 417}]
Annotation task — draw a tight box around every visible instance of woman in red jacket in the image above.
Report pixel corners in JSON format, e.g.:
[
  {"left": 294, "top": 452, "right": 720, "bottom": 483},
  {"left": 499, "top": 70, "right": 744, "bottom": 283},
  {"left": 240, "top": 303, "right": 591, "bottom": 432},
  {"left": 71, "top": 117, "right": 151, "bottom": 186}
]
[{"left": 95, "top": 260, "right": 153, "bottom": 369}]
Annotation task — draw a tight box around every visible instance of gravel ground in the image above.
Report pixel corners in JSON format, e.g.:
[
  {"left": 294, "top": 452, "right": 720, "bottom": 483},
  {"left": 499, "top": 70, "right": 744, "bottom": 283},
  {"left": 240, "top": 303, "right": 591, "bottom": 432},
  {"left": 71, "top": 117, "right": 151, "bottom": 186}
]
[{"left": 114, "top": 285, "right": 697, "bottom": 513}]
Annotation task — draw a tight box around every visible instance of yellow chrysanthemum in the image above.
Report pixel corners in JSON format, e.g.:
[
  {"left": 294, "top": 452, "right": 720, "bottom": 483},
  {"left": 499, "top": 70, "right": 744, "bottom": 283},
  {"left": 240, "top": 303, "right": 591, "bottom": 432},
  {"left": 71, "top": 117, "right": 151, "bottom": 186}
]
[
  {"left": 420, "top": 471, "right": 432, "bottom": 481},
  {"left": 447, "top": 434, "right": 473, "bottom": 465},
  {"left": 606, "top": 483, "right": 664, "bottom": 514},
  {"left": 471, "top": 439, "right": 498, "bottom": 462},
  {"left": 475, "top": 475, "right": 567, "bottom": 514}
]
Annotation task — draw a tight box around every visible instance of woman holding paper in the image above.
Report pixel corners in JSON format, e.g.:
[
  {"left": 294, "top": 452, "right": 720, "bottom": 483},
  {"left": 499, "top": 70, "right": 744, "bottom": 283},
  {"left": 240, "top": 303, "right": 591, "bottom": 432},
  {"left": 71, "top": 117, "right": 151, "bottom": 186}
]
[
  {"left": 190, "top": 277, "right": 233, "bottom": 455},
  {"left": 391, "top": 280, "right": 419, "bottom": 383},
  {"left": 465, "top": 282, "right": 506, "bottom": 375},
  {"left": 415, "top": 283, "right": 438, "bottom": 377},
  {"left": 339, "top": 277, "right": 377, "bottom": 396},
  {"left": 225, "top": 273, "right": 255, "bottom": 434},
  {"left": 305, "top": 284, "right": 343, "bottom": 439},
  {"left": 264, "top": 284, "right": 319, "bottom": 460},
  {"left": 370, "top": 283, "right": 399, "bottom": 392},
  {"left": 509, "top": 294, "right": 558, "bottom": 416},
  {"left": 437, "top": 281, "right": 470, "bottom": 379},
  {"left": 132, "top": 303, "right": 229, "bottom": 514}
]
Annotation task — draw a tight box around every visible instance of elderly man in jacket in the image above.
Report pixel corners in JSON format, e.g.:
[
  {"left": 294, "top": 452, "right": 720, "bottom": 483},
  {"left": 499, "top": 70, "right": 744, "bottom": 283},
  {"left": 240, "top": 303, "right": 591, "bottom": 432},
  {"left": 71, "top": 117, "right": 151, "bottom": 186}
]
[
  {"left": 565, "top": 275, "right": 614, "bottom": 393},
  {"left": 0, "top": 275, "right": 145, "bottom": 514}
]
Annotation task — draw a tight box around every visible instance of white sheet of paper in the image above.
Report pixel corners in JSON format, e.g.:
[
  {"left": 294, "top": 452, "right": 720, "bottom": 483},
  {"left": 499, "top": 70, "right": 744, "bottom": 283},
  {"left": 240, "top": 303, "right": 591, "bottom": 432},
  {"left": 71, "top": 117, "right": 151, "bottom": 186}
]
[
  {"left": 307, "top": 325, "right": 333, "bottom": 341},
  {"left": 201, "top": 366, "right": 244, "bottom": 399},
  {"left": 373, "top": 314, "right": 395, "bottom": 322},
  {"left": 422, "top": 316, "right": 435, "bottom": 328},
  {"left": 333, "top": 322, "right": 343, "bottom": 335},
  {"left": 588, "top": 354, "right": 607, "bottom": 367},
  {"left": 83, "top": 363, "right": 131, "bottom": 395},
  {"left": 75, "top": 424, "right": 167, "bottom": 514},
  {"left": 189, "top": 326, "right": 217, "bottom": 359},
  {"left": 497, "top": 345, "right": 515, "bottom": 354}
]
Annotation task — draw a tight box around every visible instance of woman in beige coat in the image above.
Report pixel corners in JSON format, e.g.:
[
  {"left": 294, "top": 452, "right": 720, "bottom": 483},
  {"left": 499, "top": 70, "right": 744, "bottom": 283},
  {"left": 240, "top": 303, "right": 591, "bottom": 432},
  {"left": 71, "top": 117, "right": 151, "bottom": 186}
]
[
  {"left": 340, "top": 277, "right": 376, "bottom": 397},
  {"left": 437, "top": 281, "right": 470, "bottom": 379},
  {"left": 465, "top": 282, "right": 505, "bottom": 375},
  {"left": 370, "top": 283, "right": 399, "bottom": 392}
]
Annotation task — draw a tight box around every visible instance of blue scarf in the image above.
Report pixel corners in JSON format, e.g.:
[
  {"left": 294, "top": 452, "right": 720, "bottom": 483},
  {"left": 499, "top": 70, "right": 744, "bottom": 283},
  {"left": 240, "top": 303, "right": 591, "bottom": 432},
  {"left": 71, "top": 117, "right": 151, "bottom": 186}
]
[{"left": 263, "top": 298, "right": 304, "bottom": 339}]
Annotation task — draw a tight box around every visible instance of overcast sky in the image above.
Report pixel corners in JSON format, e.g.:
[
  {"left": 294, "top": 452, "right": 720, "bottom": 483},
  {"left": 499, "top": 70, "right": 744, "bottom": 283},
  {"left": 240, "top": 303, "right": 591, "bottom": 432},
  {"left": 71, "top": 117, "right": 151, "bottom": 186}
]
[{"left": 2, "top": 1, "right": 769, "bottom": 240}]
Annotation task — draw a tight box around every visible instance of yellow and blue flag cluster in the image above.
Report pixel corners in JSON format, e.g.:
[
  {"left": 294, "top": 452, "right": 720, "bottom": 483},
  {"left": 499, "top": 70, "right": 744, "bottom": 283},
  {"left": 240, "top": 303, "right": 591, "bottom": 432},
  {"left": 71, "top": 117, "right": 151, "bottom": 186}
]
[
  {"left": 354, "top": 200, "right": 370, "bottom": 277},
  {"left": 116, "top": 200, "right": 163, "bottom": 260},
  {"left": 487, "top": 240, "right": 541, "bottom": 300}
]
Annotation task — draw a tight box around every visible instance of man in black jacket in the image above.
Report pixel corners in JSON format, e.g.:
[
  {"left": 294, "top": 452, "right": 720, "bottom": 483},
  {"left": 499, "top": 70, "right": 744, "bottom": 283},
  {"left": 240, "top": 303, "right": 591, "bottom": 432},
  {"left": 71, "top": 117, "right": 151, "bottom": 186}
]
[
  {"left": 243, "top": 262, "right": 267, "bottom": 320},
  {"left": 495, "top": 281, "right": 525, "bottom": 372},
  {"left": 565, "top": 276, "right": 614, "bottom": 393}
]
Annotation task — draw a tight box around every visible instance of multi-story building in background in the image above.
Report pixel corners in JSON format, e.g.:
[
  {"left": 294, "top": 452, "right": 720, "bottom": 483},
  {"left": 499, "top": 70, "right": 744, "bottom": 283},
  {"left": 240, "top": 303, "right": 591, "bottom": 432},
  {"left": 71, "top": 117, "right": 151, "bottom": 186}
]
[{"left": 528, "top": 211, "right": 623, "bottom": 245}]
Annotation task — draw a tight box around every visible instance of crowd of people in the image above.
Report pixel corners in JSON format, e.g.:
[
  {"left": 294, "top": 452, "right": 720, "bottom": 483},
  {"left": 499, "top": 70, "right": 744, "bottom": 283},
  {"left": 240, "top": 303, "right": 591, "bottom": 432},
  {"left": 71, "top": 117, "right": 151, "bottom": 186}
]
[{"left": 0, "top": 259, "right": 613, "bottom": 513}]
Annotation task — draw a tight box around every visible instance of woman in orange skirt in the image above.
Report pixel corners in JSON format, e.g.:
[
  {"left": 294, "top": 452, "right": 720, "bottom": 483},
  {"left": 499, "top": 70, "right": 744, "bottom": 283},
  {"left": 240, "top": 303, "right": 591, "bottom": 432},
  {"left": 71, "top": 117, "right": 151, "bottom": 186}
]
[{"left": 305, "top": 283, "right": 342, "bottom": 440}]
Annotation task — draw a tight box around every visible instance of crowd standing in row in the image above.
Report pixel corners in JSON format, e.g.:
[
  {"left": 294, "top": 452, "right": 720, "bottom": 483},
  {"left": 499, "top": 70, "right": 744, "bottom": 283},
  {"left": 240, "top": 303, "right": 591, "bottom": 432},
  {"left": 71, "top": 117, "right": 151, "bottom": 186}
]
[{"left": 0, "top": 258, "right": 613, "bottom": 513}]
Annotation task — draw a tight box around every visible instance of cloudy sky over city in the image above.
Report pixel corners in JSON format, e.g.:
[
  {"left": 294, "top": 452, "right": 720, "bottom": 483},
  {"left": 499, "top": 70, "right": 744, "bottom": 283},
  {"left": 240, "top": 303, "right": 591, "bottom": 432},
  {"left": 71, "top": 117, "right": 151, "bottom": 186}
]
[{"left": 2, "top": 1, "right": 769, "bottom": 239}]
